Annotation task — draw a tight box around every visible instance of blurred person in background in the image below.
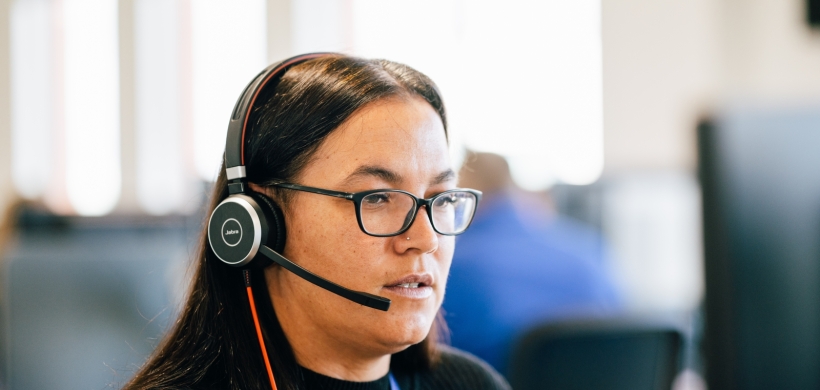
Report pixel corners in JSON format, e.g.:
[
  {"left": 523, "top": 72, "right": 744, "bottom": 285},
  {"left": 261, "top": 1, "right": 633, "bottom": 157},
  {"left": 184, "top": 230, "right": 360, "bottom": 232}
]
[{"left": 443, "top": 151, "right": 622, "bottom": 374}]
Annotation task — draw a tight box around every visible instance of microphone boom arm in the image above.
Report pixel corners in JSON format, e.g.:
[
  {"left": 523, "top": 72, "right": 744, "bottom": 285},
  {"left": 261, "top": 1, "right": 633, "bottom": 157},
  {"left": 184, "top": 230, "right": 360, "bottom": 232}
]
[{"left": 258, "top": 245, "right": 391, "bottom": 311}]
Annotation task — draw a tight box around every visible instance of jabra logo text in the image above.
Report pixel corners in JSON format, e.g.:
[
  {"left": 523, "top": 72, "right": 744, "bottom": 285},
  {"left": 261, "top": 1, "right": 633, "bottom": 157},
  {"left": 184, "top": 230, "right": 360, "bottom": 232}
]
[{"left": 220, "top": 218, "right": 242, "bottom": 247}]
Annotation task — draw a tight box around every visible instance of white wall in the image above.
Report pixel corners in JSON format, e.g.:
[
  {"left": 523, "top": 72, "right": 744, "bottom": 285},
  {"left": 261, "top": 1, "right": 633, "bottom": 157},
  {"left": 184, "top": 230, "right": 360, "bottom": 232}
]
[
  {"left": 721, "top": 0, "right": 820, "bottom": 102},
  {"left": 602, "top": 0, "right": 820, "bottom": 174},
  {"left": 602, "top": 0, "right": 721, "bottom": 174}
]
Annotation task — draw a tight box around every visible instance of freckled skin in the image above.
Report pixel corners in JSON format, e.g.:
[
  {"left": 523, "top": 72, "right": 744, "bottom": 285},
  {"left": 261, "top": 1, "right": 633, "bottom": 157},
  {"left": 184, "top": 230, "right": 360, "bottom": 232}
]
[{"left": 257, "top": 96, "right": 455, "bottom": 381}]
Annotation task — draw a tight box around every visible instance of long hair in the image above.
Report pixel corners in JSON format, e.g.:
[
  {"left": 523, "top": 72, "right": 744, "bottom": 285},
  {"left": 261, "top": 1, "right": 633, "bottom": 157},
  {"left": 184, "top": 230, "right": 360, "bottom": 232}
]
[{"left": 125, "top": 55, "right": 448, "bottom": 390}]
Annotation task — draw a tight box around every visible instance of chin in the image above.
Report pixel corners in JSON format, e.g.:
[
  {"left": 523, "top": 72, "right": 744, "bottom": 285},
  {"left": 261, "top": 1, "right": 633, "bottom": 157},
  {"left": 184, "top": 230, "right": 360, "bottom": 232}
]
[
  {"left": 377, "top": 309, "right": 437, "bottom": 351},
  {"left": 380, "top": 329, "right": 430, "bottom": 354}
]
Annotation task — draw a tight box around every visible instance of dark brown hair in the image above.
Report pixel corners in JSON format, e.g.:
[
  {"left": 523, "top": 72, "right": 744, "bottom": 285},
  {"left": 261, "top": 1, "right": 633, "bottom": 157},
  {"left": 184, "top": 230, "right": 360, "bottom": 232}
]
[{"left": 125, "top": 55, "right": 448, "bottom": 390}]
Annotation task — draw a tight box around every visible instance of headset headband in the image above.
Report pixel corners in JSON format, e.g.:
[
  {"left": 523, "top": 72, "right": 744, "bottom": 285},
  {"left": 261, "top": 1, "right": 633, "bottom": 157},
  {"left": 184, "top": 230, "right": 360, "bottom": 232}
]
[{"left": 224, "top": 53, "right": 332, "bottom": 183}]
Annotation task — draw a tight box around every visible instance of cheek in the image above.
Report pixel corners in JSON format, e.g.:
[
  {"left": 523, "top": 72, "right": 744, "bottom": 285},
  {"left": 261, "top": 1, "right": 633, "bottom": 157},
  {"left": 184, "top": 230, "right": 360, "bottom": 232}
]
[
  {"left": 283, "top": 200, "right": 333, "bottom": 260},
  {"left": 439, "top": 235, "right": 456, "bottom": 261},
  {"left": 335, "top": 229, "right": 390, "bottom": 280},
  {"left": 283, "top": 199, "right": 386, "bottom": 283},
  {"left": 435, "top": 236, "right": 456, "bottom": 300},
  {"left": 285, "top": 198, "right": 353, "bottom": 246}
]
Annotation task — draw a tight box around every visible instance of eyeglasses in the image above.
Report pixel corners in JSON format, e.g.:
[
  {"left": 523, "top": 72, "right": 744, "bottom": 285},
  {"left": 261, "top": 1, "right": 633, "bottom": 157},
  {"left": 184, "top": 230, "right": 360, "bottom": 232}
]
[{"left": 270, "top": 183, "right": 482, "bottom": 237}]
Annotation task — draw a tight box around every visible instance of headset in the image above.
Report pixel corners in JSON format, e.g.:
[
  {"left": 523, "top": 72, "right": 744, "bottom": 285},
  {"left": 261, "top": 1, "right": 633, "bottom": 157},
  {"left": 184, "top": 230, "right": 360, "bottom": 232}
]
[{"left": 206, "top": 53, "right": 392, "bottom": 390}]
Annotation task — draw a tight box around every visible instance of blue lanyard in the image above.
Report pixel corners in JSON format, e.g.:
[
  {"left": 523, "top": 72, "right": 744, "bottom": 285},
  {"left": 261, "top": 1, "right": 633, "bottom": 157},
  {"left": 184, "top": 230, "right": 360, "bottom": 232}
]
[{"left": 389, "top": 372, "right": 400, "bottom": 390}]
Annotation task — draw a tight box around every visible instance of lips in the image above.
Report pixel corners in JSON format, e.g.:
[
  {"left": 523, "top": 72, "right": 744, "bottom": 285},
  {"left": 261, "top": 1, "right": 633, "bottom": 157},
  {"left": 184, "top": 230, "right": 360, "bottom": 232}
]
[{"left": 382, "top": 274, "right": 434, "bottom": 299}]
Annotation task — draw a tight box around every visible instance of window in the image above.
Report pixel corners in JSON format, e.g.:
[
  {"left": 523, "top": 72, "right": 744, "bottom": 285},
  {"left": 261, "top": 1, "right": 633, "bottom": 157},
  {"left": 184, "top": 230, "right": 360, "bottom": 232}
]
[
  {"left": 350, "top": 0, "right": 604, "bottom": 189},
  {"left": 191, "top": 0, "right": 267, "bottom": 181}
]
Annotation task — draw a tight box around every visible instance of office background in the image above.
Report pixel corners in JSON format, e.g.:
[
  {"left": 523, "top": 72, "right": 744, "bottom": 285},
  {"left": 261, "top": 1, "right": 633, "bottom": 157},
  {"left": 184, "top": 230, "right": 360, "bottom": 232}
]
[{"left": 1, "top": 0, "right": 819, "bottom": 388}]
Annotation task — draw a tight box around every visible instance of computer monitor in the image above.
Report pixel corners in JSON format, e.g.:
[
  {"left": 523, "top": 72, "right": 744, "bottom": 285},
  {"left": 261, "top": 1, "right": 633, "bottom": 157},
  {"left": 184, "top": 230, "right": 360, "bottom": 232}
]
[
  {"left": 508, "top": 318, "right": 683, "bottom": 390},
  {"left": 809, "top": 0, "right": 820, "bottom": 28},
  {"left": 699, "top": 107, "right": 820, "bottom": 389}
]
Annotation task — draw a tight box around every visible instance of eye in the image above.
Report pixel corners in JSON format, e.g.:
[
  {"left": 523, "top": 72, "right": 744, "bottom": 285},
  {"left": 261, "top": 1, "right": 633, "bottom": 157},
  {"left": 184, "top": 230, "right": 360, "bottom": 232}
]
[
  {"left": 362, "top": 192, "right": 392, "bottom": 208},
  {"left": 433, "top": 193, "right": 459, "bottom": 207}
]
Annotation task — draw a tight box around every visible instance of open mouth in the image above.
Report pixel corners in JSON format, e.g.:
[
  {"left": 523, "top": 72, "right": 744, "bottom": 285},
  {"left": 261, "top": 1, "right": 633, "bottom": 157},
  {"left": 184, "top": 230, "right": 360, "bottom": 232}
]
[
  {"left": 386, "top": 273, "right": 433, "bottom": 288},
  {"left": 383, "top": 274, "right": 434, "bottom": 298},
  {"left": 393, "top": 282, "right": 423, "bottom": 288}
]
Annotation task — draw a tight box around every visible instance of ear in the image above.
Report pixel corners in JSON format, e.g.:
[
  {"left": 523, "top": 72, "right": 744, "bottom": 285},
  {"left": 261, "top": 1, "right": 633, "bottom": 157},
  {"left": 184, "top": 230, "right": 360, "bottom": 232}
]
[
  {"left": 248, "top": 182, "right": 287, "bottom": 214},
  {"left": 248, "top": 182, "right": 267, "bottom": 194}
]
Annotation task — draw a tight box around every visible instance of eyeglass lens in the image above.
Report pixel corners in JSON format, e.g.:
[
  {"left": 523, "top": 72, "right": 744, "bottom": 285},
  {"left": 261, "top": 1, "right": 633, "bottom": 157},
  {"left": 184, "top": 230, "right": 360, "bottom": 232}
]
[{"left": 359, "top": 191, "right": 477, "bottom": 235}]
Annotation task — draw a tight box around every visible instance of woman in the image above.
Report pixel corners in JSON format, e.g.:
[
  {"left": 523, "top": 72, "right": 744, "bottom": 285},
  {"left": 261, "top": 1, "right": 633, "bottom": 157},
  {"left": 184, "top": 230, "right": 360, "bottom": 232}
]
[{"left": 125, "top": 54, "right": 509, "bottom": 390}]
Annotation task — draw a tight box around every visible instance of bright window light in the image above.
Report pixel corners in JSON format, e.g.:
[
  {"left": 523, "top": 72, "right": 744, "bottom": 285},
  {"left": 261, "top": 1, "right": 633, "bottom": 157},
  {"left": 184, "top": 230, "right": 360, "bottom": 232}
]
[
  {"left": 191, "top": 0, "right": 266, "bottom": 181},
  {"left": 351, "top": 0, "right": 462, "bottom": 165},
  {"left": 291, "top": 0, "right": 349, "bottom": 54},
  {"left": 134, "top": 0, "right": 186, "bottom": 215},
  {"left": 10, "top": 0, "right": 53, "bottom": 199},
  {"left": 63, "top": 0, "right": 121, "bottom": 216},
  {"left": 352, "top": 0, "right": 604, "bottom": 189}
]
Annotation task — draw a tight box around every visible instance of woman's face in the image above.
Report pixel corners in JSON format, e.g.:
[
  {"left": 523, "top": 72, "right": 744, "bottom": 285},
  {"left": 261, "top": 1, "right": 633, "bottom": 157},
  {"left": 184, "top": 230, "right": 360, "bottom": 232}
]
[{"left": 265, "top": 95, "right": 455, "bottom": 356}]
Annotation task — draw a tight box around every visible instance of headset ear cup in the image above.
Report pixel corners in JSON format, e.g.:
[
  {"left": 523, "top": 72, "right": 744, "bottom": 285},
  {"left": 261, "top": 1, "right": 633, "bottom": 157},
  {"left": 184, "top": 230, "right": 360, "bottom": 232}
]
[{"left": 250, "top": 193, "right": 287, "bottom": 254}]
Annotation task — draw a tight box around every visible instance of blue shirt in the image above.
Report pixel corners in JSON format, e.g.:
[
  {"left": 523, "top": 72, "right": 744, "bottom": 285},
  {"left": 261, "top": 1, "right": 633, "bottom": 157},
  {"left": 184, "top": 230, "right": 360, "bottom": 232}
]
[{"left": 443, "top": 193, "right": 621, "bottom": 374}]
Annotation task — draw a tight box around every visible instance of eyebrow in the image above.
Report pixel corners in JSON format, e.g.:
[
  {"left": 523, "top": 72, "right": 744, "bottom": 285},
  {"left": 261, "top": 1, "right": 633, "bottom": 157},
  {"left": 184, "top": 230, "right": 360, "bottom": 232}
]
[
  {"left": 344, "top": 165, "right": 403, "bottom": 185},
  {"left": 431, "top": 169, "right": 457, "bottom": 186},
  {"left": 342, "top": 165, "right": 457, "bottom": 187}
]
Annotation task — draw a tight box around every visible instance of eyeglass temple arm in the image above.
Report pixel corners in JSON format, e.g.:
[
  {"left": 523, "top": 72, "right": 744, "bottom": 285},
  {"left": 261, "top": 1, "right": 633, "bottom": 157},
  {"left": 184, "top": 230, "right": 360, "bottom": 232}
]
[
  {"left": 258, "top": 245, "right": 391, "bottom": 311},
  {"left": 272, "top": 183, "right": 353, "bottom": 199}
]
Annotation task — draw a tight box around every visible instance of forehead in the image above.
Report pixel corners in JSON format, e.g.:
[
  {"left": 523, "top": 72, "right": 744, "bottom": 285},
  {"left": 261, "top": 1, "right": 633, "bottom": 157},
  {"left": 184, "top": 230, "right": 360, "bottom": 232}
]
[{"left": 298, "top": 96, "right": 451, "bottom": 188}]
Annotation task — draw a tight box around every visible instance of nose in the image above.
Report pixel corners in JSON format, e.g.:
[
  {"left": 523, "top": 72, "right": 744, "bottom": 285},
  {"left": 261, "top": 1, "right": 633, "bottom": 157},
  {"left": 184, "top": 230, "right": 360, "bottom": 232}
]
[{"left": 396, "top": 205, "right": 438, "bottom": 254}]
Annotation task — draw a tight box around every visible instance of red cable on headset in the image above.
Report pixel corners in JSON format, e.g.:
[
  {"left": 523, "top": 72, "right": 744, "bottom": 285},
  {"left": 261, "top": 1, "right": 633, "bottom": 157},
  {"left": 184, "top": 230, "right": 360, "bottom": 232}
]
[{"left": 244, "top": 270, "right": 277, "bottom": 390}]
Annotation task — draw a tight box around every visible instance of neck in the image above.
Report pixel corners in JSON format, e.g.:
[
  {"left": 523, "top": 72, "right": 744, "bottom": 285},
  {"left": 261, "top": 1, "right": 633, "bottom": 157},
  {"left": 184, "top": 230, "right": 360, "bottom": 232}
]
[{"left": 265, "top": 268, "right": 391, "bottom": 382}]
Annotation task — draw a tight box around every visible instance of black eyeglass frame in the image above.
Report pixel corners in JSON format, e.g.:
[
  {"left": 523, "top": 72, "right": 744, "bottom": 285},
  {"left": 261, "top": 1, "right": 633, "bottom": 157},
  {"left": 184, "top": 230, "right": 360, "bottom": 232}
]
[{"left": 270, "top": 182, "right": 482, "bottom": 237}]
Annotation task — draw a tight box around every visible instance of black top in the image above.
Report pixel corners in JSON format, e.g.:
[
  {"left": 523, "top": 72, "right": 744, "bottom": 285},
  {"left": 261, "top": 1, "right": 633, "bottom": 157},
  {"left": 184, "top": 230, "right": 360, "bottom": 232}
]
[{"left": 301, "top": 346, "right": 510, "bottom": 390}]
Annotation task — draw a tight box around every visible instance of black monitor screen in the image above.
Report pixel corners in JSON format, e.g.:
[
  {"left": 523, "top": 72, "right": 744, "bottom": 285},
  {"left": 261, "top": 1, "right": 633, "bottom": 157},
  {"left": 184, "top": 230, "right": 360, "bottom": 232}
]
[
  {"left": 809, "top": 0, "right": 820, "bottom": 27},
  {"left": 699, "top": 108, "right": 820, "bottom": 390}
]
